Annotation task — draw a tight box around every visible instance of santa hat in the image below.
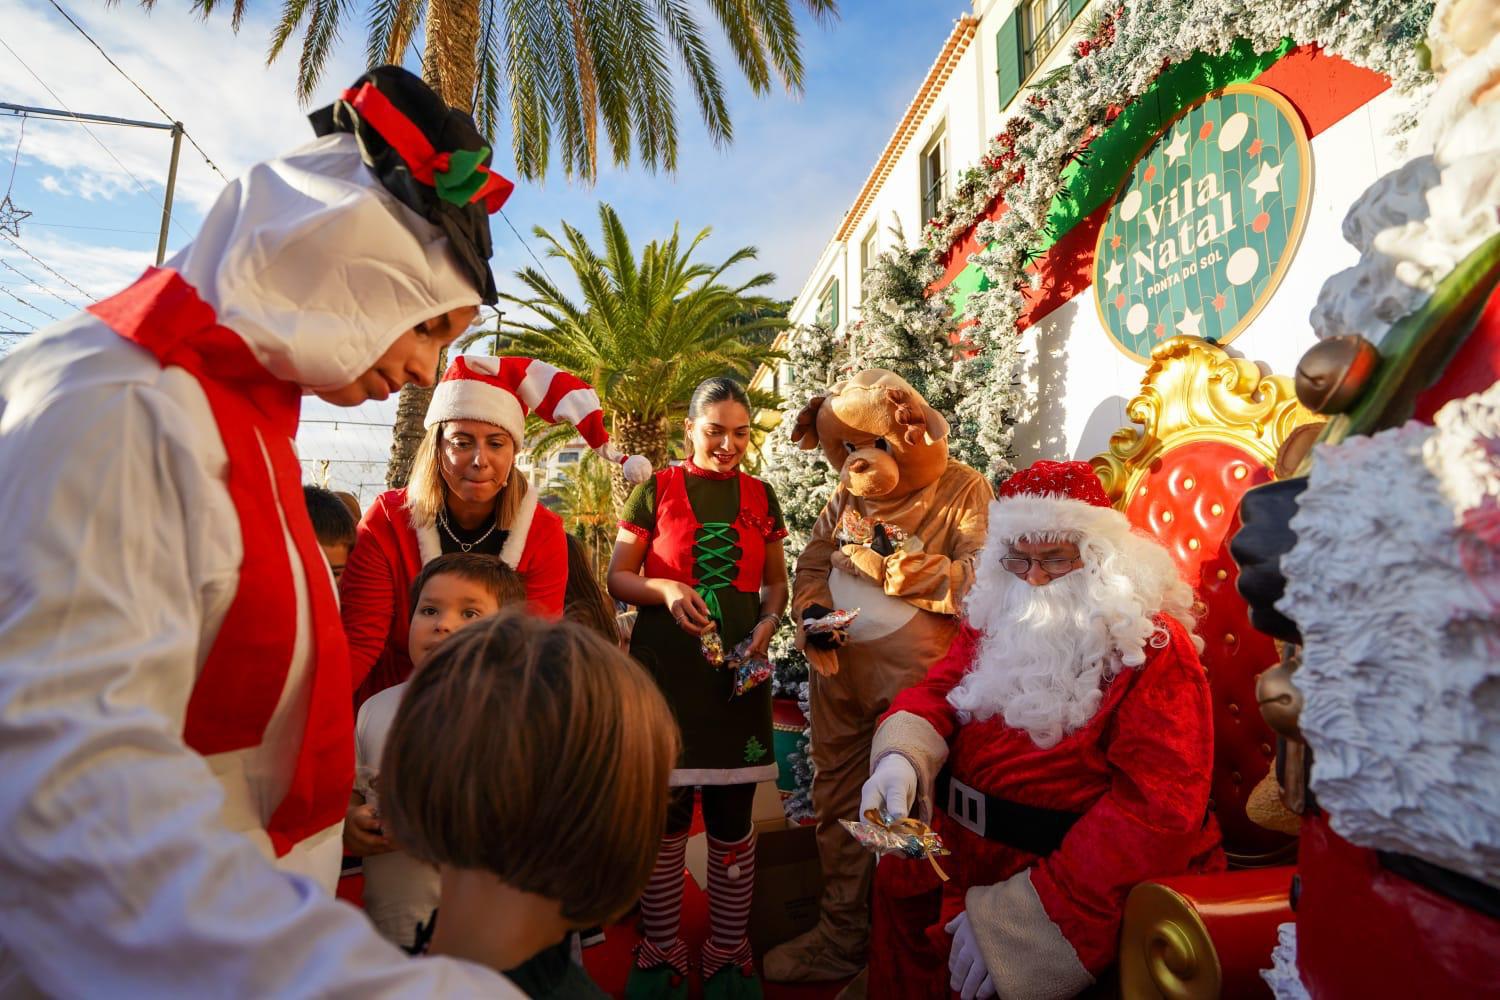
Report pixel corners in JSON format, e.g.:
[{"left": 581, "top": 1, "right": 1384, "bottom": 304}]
[
  {"left": 992, "top": 460, "right": 1122, "bottom": 542},
  {"left": 426, "top": 355, "right": 653, "bottom": 484}
]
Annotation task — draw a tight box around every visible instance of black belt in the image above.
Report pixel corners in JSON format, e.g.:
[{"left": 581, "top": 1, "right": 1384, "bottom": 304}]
[{"left": 936, "top": 770, "right": 1082, "bottom": 857}]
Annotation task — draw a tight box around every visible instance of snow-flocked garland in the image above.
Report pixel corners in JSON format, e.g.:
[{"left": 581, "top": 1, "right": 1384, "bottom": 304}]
[{"left": 907, "top": 0, "right": 1433, "bottom": 477}]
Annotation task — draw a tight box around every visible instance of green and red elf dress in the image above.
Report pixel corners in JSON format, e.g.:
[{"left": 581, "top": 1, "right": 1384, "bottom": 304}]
[{"left": 620, "top": 460, "right": 787, "bottom": 786}]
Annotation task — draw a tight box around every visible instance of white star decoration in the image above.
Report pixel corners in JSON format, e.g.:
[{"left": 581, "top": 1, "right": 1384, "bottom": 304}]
[
  {"left": 0, "top": 195, "right": 31, "bottom": 239},
  {"left": 1163, "top": 130, "right": 1189, "bottom": 165},
  {"left": 1177, "top": 306, "right": 1203, "bottom": 337},
  {"left": 1247, "top": 160, "right": 1284, "bottom": 203},
  {"left": 1104, "top": 259, "right": 1124, "bottom": 287}
]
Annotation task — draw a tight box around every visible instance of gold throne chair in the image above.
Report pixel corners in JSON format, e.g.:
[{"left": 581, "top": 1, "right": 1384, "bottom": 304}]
[{"left": 1089, "top": 336, "right": 1321, "bottom": 999}]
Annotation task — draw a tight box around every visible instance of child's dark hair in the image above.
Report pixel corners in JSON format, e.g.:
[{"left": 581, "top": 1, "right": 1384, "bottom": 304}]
[
  {"left": 303, "top": 485, "right": 356, "bottom": 548},
  {"left": 563, "top": 534, "right": 621, "bottom": 646},
  {"left": 686, "top": 377, "right": 751, "bottom": 419},
  {"left": 408, "top": 553, "right": 527, "bottom": 615},
  {"left": 381, "top": 612, "right": 680, "bottom": 925}
]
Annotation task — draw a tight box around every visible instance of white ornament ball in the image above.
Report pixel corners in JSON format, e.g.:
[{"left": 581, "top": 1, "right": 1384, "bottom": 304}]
[{"left": 622, "top": 454, "right": 654, "bottom": 484}]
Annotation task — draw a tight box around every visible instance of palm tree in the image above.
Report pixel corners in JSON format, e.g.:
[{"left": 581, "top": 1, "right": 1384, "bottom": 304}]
[
  {"left": 145, "top": 0, "right": 835, "bottom": 490},
  {"left": 481, "top": 201, "right": 783, "bottom": 507},
  {"left": 158, "top": 0, "right": 838, "bottom": 183},
  {"left": 547, "top": 451, "right": 617, "bottom": 580}
]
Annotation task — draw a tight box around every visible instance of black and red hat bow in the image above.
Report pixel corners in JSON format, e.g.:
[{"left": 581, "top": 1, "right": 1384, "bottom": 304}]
[{"left": 309, "top": 65, "right": 513, "bottom": 304}]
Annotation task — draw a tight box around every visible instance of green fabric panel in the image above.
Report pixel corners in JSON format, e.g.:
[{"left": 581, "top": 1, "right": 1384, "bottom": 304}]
[
  {"left": 996, "top": 10, "right": 1023, "bottom": 110},
  {"left": 1039, "top": 37, "right": 1293, "bottom": 253},
  {"left": 946, "top": 37, "right": 1294, "bottom": 315},
  {"left": 945, "top": 258, "right": 993, "bottom": 320}
]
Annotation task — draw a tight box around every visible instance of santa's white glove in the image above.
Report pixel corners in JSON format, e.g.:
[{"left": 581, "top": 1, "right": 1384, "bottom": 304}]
[
  {"left": 945, "top": 911, "right": 997, "bottom": 999},
  {"left": 859, "top": 754, "right": 917, "bottom": 821}
]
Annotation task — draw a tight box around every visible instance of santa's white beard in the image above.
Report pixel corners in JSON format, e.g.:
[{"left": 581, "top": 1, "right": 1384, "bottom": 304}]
[{"left": 948, "top": 572, "right": 1122, "bottom": 748}]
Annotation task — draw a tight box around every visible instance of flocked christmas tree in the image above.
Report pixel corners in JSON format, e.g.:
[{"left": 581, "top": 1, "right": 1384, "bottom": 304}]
[{"left": 760, "top": 321, "right": 845, "bottom": 818}]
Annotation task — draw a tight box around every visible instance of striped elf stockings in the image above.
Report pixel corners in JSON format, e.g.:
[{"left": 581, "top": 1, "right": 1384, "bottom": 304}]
[
  {"left": 635, "top": 830, "right": 691, "bottom": 976},
  {"left": 701, "top": 831, "right": 757, "bottom": 978}
]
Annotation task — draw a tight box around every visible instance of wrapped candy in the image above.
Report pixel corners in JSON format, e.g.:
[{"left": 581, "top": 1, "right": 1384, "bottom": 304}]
[
  {"left": 839, "top": 808, "right": 950, "bottom": 881},
  {"left": 837, "top": 509, "right": 908, "bottom": 552},
  {"left": 732, "top": 655, "right": 773, "bottom": 698},
  {"left": 804, "top": 608, "right": 860, "bottom": 634},
  {"left": 722, "top": 635, "right": 773, "bottom": 698},
  {"left": 700, "top": 626, "right": 726, "bottom": 666}
]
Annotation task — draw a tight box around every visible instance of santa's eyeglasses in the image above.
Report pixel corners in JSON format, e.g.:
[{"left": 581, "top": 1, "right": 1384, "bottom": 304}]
[{"left": 1000, "top": 555, "right": 1081, "bottom": 577}]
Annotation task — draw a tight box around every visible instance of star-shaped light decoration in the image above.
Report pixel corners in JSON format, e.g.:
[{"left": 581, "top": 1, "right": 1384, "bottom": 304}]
[
  {"left": 1163, "top": 129, "right": 1189, "bottom": 165},
  {"left": 0, "top": 195, "right": 31, "bottom": 238},
  {"left": 1104, "top": 259, "right": 1124, "bottom": 288},
  {"left": 1177, "top": 306, "right": 1203, "bottom": 337},
  {"left": 1247, "top": 161, "right": 1284, "bottom": 203}
]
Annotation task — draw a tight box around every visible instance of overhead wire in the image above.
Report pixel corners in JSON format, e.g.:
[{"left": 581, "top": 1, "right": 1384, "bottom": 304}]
[
  {"left": 0, "top": 304, "right": 34, "bottom": 329},
  {"left": 0, "top": 35, "right": 196, "bottom": 244},
  {"left": 44, "top": 0, "right": 230, "bottom": 184}
]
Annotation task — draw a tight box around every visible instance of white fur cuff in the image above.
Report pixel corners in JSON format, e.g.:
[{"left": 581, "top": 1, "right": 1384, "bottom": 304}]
[
  {"left": 870, "top": 710, "right": 948, "bottom": 823},
  {"left": 965, "top": 869, "right": 1094, "bottom": 1000}
]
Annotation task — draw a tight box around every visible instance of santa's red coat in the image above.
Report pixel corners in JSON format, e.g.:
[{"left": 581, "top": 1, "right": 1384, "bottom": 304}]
[
  {"left": 869, "top": 616, "right": 1224, "bottom": 997},
  {"left": 340, "top": 486, "right": 566, "bottom": 702}
]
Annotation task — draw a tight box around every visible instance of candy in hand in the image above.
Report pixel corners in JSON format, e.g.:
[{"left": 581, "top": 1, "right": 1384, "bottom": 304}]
[
  {"left": 700, "top": 626, "right": 726, "bottom": 666},
  {"left": 804, "top": 608, "right": 860, "bottom": 634}
]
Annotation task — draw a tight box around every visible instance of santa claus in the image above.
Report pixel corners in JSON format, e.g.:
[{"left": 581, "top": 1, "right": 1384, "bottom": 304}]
[{"left": 859, "top": 460, "right": 1224, "bottom": 999}]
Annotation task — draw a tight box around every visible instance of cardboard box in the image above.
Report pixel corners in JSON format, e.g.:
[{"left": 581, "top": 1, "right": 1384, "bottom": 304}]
[{"left": 749, "top": 823, "right": 823, "bottom": 953}]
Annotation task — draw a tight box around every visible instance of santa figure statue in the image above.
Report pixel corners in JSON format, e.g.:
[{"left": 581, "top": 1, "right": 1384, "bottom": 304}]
[{"left": 860, "top": 460, "right": 1224, "bottom": 999}]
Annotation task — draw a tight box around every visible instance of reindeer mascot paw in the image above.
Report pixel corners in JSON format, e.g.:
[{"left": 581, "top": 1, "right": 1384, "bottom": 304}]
[{"left": 763, "top": 369, "right": 990, "bottom": 982}]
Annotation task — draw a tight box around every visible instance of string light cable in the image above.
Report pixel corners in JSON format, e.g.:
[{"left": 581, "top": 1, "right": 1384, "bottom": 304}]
[
  {"left": 0, "top": 232, "right": 94, "bottom": 302},
  {"left": 0, "top": 258, "right": 85, "bottom": 311}
]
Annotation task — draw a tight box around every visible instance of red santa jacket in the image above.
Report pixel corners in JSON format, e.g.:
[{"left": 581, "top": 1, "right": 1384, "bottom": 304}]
[
  {"left": 341, "top": 485, "right": 566, "bottom": 702},
  {"left": 874, "top": 615, "right": 1224, "bottom": 979}
]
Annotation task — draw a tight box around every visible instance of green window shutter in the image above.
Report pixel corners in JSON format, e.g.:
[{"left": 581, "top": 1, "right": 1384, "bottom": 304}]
[
  {"left": 996, "top": 10, "right": 1022, "bottom": 110},
  {"left": 1069, "top": 0, "right": 1089, "bottom": 19},
  {"left": 830, "top": 280, "right": 840, "bottom": 329}
]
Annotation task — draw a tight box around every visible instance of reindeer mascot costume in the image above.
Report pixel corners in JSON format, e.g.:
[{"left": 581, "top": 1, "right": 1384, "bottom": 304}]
[{"left": 764, "top": 369, "right": 990, "bottom": 982}]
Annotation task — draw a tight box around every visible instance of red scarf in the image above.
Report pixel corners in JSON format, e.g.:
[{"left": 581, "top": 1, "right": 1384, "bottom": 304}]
[{"left": 89, "top": 267, "right": 352, "bottom": 856}]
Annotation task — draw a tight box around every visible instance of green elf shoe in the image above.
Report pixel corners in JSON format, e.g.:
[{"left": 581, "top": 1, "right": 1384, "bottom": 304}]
[
  {"left": 702, "top": 939, "right": 762, "bottom": 1000},
  {"left": 625, "top": 940, "right": 690, "bottom": 1000}
]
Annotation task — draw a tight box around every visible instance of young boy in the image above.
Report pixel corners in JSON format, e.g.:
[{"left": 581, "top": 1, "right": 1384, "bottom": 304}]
[
  {"left": 380, "top": 611, "right": 680, "bottom": 998},
  {"left": 302, "top": 485, "right": 358, "bottom": 582},
  {"left": 346, "top": 553, "right": 526, "bottom": 949}
]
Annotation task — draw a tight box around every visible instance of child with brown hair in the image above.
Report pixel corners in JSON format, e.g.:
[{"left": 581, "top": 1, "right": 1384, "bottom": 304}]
[
  {"left": 381, "top": 611, "right": 680, "bottom": 997},
  {"left": 346, "top": 553, "right": 527, "bottom": 949}
]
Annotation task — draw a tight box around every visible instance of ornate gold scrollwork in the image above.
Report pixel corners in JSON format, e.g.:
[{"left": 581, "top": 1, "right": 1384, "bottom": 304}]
[
  {"left": 1119, "top": 883, "right": 1222, "bottom": 1000},
  {"left": 1090, "top": 336, "right": 1323, "bottom": 504}
]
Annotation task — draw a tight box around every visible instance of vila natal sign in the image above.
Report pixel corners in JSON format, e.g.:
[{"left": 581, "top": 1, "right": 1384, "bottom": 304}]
[{"left": 1093, "top": 84, "right": 1311, "bottom": 363}]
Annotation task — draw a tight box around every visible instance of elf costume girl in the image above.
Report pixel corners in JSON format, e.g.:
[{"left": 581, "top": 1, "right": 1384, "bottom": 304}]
[{"left": 608, "top": 377, "right": 789, "bottom": 1000}]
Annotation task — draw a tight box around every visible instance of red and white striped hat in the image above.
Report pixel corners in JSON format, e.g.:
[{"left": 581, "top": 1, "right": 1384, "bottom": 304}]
[{"left": 425, "top": 355, "right": 653, "bottom": 483}]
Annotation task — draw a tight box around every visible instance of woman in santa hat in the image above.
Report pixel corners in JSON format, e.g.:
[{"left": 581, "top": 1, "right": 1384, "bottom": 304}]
[{"left": 341, "top": 354, "right": 651, "bottom": 703}]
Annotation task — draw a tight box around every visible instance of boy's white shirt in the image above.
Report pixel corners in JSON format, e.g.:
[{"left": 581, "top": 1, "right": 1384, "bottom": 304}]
[
  {"left": 0, "top": 135, "right": 518, "bottom": 996},
  {"left": 356, "top": 683, "right": 443, "bottom": 950}
]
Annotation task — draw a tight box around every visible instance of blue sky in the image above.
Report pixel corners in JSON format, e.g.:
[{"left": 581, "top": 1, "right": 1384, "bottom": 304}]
[{"left": 0, "top": 0, "right": 966, "bottom": 497}]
